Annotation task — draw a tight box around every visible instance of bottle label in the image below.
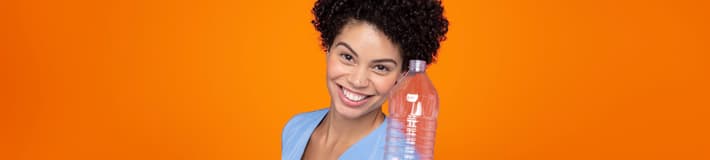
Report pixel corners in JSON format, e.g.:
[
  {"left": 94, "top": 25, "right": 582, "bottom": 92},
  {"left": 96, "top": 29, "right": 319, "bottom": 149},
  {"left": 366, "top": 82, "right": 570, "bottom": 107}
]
[
  {"left": 406, "top": 93, "right": 418, "bottom": 102},
  {"left": 405, "top": 93, "right": 421, "bottom": 157}
]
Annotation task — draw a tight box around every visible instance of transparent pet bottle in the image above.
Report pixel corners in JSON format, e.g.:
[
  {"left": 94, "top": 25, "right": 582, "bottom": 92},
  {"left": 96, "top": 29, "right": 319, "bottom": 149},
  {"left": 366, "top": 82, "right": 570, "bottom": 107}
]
[{"left": 384, "top": 59, "right": 439, "bottom": 160}]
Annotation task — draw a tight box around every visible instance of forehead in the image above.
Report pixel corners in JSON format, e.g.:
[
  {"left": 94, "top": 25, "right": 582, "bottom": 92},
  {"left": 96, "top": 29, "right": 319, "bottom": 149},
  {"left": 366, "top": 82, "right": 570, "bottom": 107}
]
[{"left": 332, "top": 20, "right": 401, "bottom": 61}]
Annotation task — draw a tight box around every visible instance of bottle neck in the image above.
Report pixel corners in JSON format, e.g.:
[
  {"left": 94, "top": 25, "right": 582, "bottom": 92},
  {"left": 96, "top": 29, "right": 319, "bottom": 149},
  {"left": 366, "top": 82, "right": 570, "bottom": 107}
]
[{"left": 408, "top": 59, "right": 427, "bottom": 73}]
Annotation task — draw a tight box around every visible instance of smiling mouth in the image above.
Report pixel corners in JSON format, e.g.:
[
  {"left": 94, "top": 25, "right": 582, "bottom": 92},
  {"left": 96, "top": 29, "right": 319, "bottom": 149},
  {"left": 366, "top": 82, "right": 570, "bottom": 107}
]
[{"left": 338, "top": 84, "right": 373, "bottom": 102}]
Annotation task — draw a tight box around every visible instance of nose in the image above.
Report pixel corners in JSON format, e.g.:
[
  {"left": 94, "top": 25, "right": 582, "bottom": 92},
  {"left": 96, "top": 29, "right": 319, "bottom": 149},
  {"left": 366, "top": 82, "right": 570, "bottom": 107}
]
[{"left": 347, "top": 66, "right": 369, "bottom": 89}]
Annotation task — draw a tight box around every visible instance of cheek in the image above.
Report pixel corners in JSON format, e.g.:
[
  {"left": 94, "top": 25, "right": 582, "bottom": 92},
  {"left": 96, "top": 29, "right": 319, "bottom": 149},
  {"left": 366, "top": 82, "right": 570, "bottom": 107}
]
[
  {"left": 326, "top": 56, "right": 348, "bottom": 79},
  {"left": 371, "top": 75, "right": 398, "bottom": 94}
]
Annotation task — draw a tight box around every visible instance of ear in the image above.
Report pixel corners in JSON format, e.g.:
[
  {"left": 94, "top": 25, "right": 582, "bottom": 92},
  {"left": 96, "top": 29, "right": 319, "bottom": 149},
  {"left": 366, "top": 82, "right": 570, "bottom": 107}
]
[
  {"left": 326, "top": 45, "right": 332, "bottom": 56},
  {"left": 325, "top": 48, "right": 331, "bottom": 61}
]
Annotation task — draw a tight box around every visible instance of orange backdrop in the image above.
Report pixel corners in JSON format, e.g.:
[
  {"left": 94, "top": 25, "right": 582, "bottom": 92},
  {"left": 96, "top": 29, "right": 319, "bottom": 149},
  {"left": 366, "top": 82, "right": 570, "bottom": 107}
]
[{"left": 2, "top": 0, "right": 709, "bottom": 159}]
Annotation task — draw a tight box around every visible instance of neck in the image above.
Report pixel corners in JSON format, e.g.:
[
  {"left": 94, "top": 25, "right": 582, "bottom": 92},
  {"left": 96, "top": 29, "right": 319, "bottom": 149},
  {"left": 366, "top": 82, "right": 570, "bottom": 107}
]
[{"left": 322, "top": 107, "right": 385, "bottom": 142}]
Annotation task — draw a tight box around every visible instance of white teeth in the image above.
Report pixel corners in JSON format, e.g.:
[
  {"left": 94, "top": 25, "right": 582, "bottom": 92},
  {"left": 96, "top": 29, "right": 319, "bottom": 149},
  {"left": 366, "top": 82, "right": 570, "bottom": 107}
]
[{"left": 343, "top": 88, "right": 366, "bottom": 101}]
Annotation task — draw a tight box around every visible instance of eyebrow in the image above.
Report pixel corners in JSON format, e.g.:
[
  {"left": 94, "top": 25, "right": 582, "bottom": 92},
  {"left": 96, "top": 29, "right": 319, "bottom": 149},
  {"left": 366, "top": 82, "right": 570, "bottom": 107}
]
[
  {"left": 335, "top": 42, "right": 359, "bottom": 57},
  {"left": 334, "top": 42, "right": 398, "bottom": 65},
  {"left": 372, "top": 59, "right": 397, "bottom": 65}
]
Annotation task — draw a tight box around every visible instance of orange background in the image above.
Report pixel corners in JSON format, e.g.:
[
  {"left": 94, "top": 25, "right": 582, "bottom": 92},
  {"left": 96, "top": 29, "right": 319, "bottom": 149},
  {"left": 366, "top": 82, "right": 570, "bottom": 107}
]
[{"left": 2, "top": 0, "right": 709, "bottom": 159}]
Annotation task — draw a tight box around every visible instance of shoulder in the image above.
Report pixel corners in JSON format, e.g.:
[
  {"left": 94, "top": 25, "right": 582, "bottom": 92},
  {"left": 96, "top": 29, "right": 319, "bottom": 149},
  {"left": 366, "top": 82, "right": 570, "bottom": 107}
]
[
  {"left": 282, "top": 108, "right": 328, "bottom": 135},
  {"left": 281, "top": 108, "right": 328, "bottom": 144}
]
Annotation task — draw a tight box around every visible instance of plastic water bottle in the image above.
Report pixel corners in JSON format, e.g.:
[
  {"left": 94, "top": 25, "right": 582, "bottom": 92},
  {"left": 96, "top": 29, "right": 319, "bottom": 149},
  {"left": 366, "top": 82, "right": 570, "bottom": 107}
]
[{"left": 384, "top": 59, "right": 439, "bottom": 160}]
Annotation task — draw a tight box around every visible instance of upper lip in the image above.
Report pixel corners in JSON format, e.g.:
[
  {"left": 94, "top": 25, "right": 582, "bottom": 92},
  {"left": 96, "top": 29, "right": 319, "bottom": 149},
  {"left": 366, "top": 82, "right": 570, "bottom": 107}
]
[{"left": 338, "top": 84, "right": 373, "bottom": 96}]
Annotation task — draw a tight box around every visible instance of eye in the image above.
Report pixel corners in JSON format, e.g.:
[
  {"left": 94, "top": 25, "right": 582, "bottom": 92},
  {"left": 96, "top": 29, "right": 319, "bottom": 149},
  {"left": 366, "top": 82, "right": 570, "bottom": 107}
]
[
  {"left": 340, "top": 53, "right": 354, "bottom": 61},
  {"left": 373, "top": 64, "right": 390, "bottom": 73}
]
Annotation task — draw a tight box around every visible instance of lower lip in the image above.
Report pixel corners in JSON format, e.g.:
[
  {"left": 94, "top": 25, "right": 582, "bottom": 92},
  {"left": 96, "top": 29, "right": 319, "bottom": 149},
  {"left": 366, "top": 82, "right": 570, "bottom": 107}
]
[{"left": 337, "top": 86, "right": 369, "bottom": 108}]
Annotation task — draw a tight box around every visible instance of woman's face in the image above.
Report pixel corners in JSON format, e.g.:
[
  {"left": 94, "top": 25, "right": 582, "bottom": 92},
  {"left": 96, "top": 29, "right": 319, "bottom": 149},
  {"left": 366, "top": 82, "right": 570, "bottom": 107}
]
[{"left": 326, "top": 20, "right": 403, "bottom": 119}]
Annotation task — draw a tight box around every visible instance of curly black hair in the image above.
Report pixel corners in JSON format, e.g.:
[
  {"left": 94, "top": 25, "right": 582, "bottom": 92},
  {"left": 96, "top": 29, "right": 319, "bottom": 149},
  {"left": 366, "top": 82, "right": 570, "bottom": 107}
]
[{"left": 311, "top": 0, "right": 448, "bottom": 71}]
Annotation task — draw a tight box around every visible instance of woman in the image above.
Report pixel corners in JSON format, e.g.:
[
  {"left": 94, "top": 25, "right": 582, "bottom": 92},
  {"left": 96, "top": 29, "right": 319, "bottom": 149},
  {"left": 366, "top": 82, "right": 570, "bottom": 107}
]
[{"left": 282, "top": 0, "right": 448, "bottom": 159}]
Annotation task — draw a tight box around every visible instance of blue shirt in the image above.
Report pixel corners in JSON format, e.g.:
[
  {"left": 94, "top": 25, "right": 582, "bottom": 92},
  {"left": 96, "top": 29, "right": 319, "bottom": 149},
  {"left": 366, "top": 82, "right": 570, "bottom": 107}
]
[{"left": 281, "top": 108, "right": 387, "bottom": 160}]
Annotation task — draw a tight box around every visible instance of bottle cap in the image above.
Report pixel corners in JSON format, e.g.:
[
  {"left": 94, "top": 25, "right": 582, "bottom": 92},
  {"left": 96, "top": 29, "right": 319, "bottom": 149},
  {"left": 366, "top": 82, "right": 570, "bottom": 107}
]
[{"left": 409, "top": 59, "right": 426, "bottom": 72}]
